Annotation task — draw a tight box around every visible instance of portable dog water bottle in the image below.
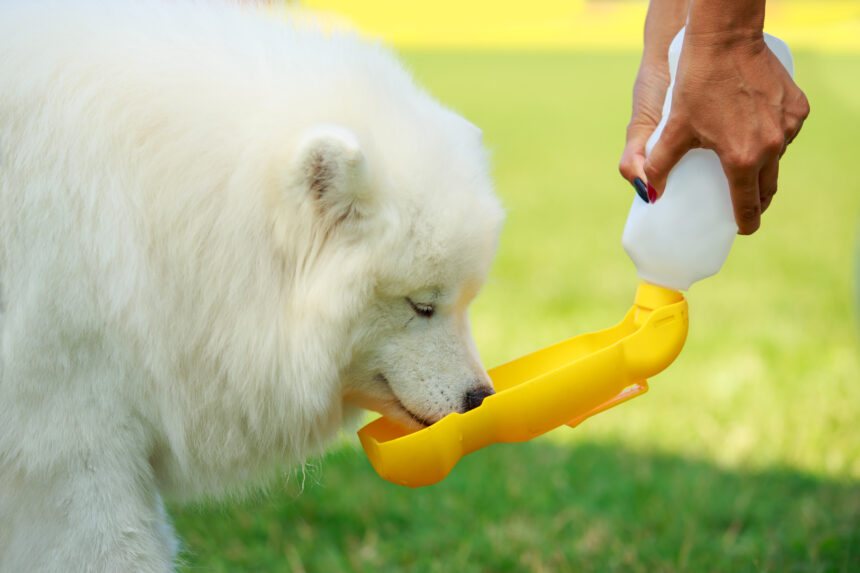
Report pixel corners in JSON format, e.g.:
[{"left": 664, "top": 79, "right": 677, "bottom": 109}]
[{"left": 358, "top": 28, "right": 794, "bottom": 488}]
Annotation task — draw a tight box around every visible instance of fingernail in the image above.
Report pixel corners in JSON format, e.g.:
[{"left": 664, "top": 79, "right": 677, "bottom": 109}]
[
  {"left": 647, "top": 182, "right": 658, "bottom": 203},
  {"left": 632, "top": 177, "right": 649, "bottom": 203}
]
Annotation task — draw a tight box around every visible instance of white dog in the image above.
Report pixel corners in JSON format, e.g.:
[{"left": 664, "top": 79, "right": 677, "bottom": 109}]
[{"left": 0, "top": 1, "right": 504, "bottom": 570}]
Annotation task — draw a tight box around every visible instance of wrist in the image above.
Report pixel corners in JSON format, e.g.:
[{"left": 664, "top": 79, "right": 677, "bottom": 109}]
[
  {"left": 685, "top": 0, "right": 765, "bottom": 48},
  {"left": 640, "top": 0, "right": 689, "bottom": 67}
]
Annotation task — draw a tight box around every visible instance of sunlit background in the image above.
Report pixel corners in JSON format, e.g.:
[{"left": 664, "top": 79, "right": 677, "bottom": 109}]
[
  {"left": 303, "top": 0, "right": 860, "bottom": 52},
  {"left": 174, "top": 1, "right": 860, "bottom": 570}
]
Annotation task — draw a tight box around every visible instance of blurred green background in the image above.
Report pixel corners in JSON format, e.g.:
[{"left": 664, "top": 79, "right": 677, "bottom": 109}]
[{"left": 173, "top": 2, "right": 860, "bottom": 571}]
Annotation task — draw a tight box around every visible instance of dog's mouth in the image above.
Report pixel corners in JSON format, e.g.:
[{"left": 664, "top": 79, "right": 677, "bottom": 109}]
[{"left": 375, "top": 373, "right": 435, "bottom": 428}]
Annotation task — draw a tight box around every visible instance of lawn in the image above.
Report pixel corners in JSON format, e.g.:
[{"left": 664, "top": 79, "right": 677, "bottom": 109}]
[{"left": 172, "top": 50, "right": 860, "bottom": 571}]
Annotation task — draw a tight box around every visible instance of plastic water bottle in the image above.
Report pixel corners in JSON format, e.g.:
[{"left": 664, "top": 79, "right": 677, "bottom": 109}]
[{"left": 622, "top": 27, "right": 795, "bottom": 291}]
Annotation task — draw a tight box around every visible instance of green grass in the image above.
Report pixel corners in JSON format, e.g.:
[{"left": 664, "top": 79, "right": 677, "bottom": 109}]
[{"left": 172, "top": 51, "right": 860, "bottom": 571}]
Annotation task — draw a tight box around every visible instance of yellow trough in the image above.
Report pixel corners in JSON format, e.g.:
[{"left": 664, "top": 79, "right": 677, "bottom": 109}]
[{"left": 358, "top": 282, "right": 689, "bottom": 487}]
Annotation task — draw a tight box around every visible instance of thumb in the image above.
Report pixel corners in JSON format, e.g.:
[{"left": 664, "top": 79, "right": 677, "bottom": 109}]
[{"left": 643, "top": 118, "right": 695, "bottom": 198}]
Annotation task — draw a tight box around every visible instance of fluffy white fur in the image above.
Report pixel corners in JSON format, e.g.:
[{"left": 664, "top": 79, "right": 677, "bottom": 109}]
[{"left": 0, "top": 1, "right": 504, "bottom": 570}]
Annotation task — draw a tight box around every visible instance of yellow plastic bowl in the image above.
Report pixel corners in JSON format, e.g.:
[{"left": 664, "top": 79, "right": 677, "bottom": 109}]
[{"left": 358, "top": 282, "right": 688, "bottom": 487}]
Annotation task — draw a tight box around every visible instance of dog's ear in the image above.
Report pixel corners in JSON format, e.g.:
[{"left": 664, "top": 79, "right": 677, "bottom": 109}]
[{"left": 291, "top": 123, "right": 373, "bottom": 226}]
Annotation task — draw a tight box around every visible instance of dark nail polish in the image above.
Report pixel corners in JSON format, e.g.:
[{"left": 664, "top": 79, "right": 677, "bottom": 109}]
[
  {"left": 633, "top": 177, "right": 649, "bottom": 203},
  {"left": 647, "top": 182, "right": 658, "bottom": 203}
]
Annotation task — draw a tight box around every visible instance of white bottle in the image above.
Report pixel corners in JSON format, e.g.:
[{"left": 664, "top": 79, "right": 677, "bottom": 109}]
[{"left": 622, "top": 27, "right": 795, "bottom": 291}]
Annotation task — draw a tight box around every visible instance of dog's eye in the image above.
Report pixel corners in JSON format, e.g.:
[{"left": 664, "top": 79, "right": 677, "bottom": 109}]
[{"left": 407, "top": 298, "right": 435, "bottom": 318}]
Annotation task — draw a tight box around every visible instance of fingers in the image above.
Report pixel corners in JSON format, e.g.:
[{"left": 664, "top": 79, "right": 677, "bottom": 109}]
[
  {"left": 619, "top": 120, "right": 657, "bottom": 184},
  {"left": 759, "top": 154, "right": 779, "bottom": 213},
  {"left": 725, "top": 90, "right": 804, "bottom": 231},
  {"left": 642, "top": 118, "right": 696, "bottom": 200},
  {"left": 722, "top": 156, "right": 763, "bottom": 235},
  {"left": 620, "top": 129, "right": 656, "bottom": 202},
  {"left": 619, "top": 142, "right": 647, "bottom": 185},
  {"left": 724, "top": 121, "right": 785, "bottom": 233},
  {"left": 620, "top": 61, "right": 672, "bottom": 190}
]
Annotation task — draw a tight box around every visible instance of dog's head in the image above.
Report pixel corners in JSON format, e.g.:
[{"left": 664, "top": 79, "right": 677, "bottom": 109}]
[{"left": 275, "top": 112, "right": 503, "bottom": 428}]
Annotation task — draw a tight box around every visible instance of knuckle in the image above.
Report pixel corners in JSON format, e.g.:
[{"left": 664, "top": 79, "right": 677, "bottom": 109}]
[
  {"left": 761, "top": 184, "right": 777, "bottom": 202},
  {"left": 785, "top": 117, "right": 802, "bottom": 136},
  {"left": 736, "top": 205, "right": 761, "bottom": 234},
  {"left": 796, "top": 93, "right": 811, "bottom": 118},
  {"left": 737, "top": 203, "right": 762, "bottom": 223},
  {"left": 788, "top": 84, "right": 810, "bottom": 114},
  {"left": 787, "top": 108, "right": 807, "bottom": 133},
  {"left": 727, "top": 151, "right": 758, "bottom": 172},
  {"left": 763, "top": 133, "right": 784, "bottom": 154}
]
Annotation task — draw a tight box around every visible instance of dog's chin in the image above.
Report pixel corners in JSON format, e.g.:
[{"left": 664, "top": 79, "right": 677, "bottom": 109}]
[
  {"left": 371, "top": 397, "right": 436, "bottom": 430},
  {"left": 365, "top": 373, "right": 441, "bottom": 429},
  {"left": 343, "top": 393, "right": 436, "bottom": 430},
  {"left": 393, "top": 401, "right": 436, "bottom": 429}
]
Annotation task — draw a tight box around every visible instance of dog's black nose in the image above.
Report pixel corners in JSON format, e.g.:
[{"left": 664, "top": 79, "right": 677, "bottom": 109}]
[{"left": 463, "top": 387, "right": 494, "bottom": 412}]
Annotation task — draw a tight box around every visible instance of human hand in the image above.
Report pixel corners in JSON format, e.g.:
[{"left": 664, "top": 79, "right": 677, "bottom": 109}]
[{"left": 643, "top": 33, "right": 810, "bottom": 234}]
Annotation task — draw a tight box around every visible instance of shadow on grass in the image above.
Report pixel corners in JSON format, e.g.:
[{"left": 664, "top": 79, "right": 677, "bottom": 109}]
[{"left": 171, "top": 440, "right": 858, "bottom": 573}]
